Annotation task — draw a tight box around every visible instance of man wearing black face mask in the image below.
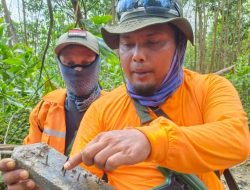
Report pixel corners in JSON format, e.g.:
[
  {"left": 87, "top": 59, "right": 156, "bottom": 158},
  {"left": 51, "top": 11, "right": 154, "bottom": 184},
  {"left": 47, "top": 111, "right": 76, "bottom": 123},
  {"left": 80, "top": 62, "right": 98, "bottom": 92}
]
[
  {"left": 0, "top": 28, "right": 106, "bottom": 190},
  {"left": 54, "top": 29, "right": 103, "bottom": 155}
]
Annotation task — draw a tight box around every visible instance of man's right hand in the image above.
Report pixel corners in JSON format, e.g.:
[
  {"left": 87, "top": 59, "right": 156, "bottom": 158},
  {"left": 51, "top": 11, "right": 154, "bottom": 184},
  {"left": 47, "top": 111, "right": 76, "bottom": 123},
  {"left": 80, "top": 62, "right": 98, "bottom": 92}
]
[{"left": 0, "top": 158, "right": 38, "bottom": 190}]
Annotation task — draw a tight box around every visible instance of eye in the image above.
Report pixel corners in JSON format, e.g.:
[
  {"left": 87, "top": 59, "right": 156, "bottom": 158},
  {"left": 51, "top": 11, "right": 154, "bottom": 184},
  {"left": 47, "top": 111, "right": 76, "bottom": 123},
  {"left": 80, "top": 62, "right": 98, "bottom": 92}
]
[
  {"left": 147, "top": 40, "right": 160, "bottom": 45},
  {"left": 120, "top": 41, "right": 134, "bottom": 49},
  {"left": 65, "top": 62, "right": 75, "bottom": 66},
  {"left": 81, "top": 61, "right": 92, "bottom": 66},
  {"left": 124, "top": 43, "right": 134, "bottom": 47},
  {"left": 121, "top": 42, "right": 132, "bottom": 46},
  {"left": 146, "top": 38, "right": 167, "bottom": 49}
]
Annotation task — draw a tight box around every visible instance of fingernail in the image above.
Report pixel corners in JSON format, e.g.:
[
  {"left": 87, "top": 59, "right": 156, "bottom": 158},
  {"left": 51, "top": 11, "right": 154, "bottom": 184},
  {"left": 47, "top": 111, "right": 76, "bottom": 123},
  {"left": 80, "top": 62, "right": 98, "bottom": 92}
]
[
  {"left": 64, "top": 161, "right": 71, "bottom": 169},
  {"left": 20, "top": 170, "right": 29, "bottom": 179},
  {"left": 6, "top": 161, "right": 15, "bottom": 169},
  {"left": 26, "top": 180, "right": 35, "bottom": 189}
]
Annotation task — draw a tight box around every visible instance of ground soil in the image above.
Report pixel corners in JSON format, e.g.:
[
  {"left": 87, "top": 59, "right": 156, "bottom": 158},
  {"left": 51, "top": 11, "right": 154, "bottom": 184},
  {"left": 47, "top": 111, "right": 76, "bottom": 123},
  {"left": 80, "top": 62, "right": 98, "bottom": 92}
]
[{"left": 223, "top": 157, "right": 250, "bottom": 190}]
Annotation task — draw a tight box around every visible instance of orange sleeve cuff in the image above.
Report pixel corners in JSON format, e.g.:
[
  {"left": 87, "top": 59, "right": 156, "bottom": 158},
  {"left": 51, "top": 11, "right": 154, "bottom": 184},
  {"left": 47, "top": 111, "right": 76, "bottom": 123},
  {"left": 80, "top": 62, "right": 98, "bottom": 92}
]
[{"left": 136, "top": 116, "right": 176, "bottom": 163}]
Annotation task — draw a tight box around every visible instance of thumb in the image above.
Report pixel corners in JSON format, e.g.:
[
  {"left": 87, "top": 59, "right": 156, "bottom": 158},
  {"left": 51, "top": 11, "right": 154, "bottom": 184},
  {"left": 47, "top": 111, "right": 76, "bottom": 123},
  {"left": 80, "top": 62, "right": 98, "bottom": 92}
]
[{"left": 64, "top": 152, "right": 82, "bottom": 170}]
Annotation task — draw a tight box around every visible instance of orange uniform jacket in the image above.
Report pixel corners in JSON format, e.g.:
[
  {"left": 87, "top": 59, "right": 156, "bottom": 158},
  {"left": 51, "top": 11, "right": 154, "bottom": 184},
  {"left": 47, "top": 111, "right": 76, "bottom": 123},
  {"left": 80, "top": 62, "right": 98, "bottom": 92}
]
[
  {"left": 71, "top": 69, "right": 250, "bottom": 190},
  {"left": 24, "top": 89, "right": 106, "bottom": 154}
]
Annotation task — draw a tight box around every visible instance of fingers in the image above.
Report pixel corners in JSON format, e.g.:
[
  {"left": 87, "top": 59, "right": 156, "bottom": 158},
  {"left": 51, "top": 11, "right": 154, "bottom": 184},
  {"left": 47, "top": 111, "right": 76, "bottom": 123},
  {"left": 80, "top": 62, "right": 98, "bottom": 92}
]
[
  {"left": 93, "top": 146, "right": 118, "bottom": 169},
  {"left": 85, "top": 129, "right": 150, "bottom": 171},
  {"left": 3, "top": 169, "right": 29, "bottom": 185},
  {"left": 1, "top": 158, "right": 38, "bottom": 189},
  {"left": 64, "top": 152, "right": 83, "bottom": 170},
  {"left": 7, "top": 179, "right": 36, "bottom": 190},
  {"left": 104, "top": 152, "right": 132, "bottom": 171},
  {"left": 95, "top": 150, "right": 136, "bottom": 171},
  {"left": 64, "top": 133, "right": 108, "bottom": 170},
  {"left": 64, "top": 140, "right": 107, "bottom": 169},
  {"left": 82, "top": 141, "right": 107, "bottom": 166},
  {"left": 0, "top": 159, "right": 41, "bottom": 190},
  {"left": 65, "top": 129, "right": 151, "bottom": 172},
  {"left": 0, "top": 158, "right": 16, "bottom": 172},
  {"left": 3, "top": 169, "right": 37, "bottom": 190}
]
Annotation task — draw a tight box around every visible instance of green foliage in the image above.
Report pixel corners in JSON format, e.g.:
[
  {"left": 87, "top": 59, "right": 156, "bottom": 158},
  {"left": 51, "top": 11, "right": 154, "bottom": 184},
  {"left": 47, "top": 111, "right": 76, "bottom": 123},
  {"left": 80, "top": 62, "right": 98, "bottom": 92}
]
[
  {"left": 0, "top": 10, "right": 122, "bottom": 145},
  {"left": 100, "top": 50, "right": 123, "bottom": 90},
  {"left": 226, "top": 53, "right": 250, "bottom": 120},
  {"left": 91, "top": 15, "right": 112, "bottom": 25},
  {"left": 184, "top": 43, "right": 196, "bottom": 70},
  {"left": 0, "top": 22, "right": 42, "bottom": 144},
  {"left": 0, "top": 175, "right": 4, "bottom": 190}
]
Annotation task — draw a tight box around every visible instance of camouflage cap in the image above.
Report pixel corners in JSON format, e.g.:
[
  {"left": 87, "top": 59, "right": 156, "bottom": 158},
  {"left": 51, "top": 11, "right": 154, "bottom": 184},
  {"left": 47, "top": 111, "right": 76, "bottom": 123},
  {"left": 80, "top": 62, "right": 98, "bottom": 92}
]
[
  {"left": 101, "top": 0, "right": 194, "bottom": 49},
  {"left": 55, "top": 28, "right": 99, "bottom": 55}
]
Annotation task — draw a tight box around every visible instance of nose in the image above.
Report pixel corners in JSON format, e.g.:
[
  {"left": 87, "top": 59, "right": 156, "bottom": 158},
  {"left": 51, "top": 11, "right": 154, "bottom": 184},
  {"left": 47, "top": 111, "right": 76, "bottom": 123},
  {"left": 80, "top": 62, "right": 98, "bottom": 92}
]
[
  {"left": 132, "top": 44, "right": 146, "bottom": 63},
  {"left": 72, "top": 57, "right": 82, "bottom": 65},
  {"left": 73, "top": 55, "right": 96, "bottom": 65}
]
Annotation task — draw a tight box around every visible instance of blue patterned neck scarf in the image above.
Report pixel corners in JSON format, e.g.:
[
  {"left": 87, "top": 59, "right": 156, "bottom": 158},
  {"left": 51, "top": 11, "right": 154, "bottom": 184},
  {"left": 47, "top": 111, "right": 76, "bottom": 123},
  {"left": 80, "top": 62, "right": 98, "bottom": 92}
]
[
  {"left": 65, "top": 86, "right": 101, "bottom": 112},
  {"left": 127, "top": 37, "right": 187, "bottom": 107}
]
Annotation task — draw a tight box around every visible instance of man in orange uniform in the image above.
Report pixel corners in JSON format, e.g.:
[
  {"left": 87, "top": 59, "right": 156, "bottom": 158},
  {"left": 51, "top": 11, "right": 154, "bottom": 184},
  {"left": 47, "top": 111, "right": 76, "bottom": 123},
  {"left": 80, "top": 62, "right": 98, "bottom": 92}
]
[
  {"left": 23, "top": 28, "right": 106, "bottom": 155},
  {"left": 0, "top": 28, "right": 106, "bottom": 189},
  {"left": 64, "top": 1, "right": 250, "bottom": 190}
]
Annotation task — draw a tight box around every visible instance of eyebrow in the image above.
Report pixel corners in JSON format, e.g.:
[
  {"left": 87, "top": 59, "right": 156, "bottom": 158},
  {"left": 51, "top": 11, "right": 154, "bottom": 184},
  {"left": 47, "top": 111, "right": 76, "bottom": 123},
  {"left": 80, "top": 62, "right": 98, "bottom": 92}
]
[
  {"left": 146, "top": 31, "right": 165, "bottom": 37},
  {"left": 121, "top": 31, "right": 164, "bottom": 39},
  {"left": 120, "top": 34, "right": 131, "bottom": 39}
]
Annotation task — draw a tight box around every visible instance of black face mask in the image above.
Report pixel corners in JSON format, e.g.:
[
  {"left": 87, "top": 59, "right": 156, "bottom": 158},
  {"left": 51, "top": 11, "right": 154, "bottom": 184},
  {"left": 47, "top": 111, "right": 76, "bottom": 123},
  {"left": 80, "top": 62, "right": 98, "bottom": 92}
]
[{"left": 57, "top": 56, "right": 100, "bottom": 97}]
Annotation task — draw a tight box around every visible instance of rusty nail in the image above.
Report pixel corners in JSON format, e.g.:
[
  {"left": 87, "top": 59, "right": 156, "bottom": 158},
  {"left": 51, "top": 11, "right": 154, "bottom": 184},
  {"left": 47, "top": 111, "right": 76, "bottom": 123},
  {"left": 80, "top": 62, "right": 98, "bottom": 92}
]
[
  {"left": 77, "top": 173, "right": 81, "bottom": 181},
  {"left": 63, "top": 169, "right": 67, "bottom": 176},
  {"left": 45, "top": 155, "right": 48, "bottom": 165},
  {"left": 61, "top": 156, "right": 69, "bottom": 172},
  {"left": 38, "top": 149, "right": 43, "bottom": 156}
]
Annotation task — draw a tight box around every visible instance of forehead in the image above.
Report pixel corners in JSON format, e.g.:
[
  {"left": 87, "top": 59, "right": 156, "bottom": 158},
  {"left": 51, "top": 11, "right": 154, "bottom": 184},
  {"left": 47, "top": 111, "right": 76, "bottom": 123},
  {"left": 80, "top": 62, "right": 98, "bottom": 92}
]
[
  {"left": 60, "top": 44, "right": 95, "bottom": 55},
  {"left": 120, "top": 23, "right": 175, "bottom": 39}
]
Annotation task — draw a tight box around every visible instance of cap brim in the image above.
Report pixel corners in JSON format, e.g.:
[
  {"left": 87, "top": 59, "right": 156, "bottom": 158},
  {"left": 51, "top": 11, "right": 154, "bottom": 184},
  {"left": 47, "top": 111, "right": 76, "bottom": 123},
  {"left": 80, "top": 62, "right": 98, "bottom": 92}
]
[
  {"left": 101, "top": 17, "right": 194, "bottom": 49},
  {"left": 55, "top": 40, "right": 99, "bottom": 55},
  {"left": 55, "top": 31, "right": 100, "bottom": 55}
]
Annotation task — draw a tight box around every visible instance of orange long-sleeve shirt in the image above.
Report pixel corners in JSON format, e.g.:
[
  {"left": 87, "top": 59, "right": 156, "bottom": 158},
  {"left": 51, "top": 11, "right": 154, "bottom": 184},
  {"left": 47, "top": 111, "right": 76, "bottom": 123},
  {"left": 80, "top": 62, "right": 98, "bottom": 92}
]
[
  {"left": 24, "top": 89, "right": 107, "bottom": 154},
  {"left": 24, "top": 89, "right": 68, "bottom": 153},
  {"left": 71, "top": 69, "right": 250, "bottom": 190}
]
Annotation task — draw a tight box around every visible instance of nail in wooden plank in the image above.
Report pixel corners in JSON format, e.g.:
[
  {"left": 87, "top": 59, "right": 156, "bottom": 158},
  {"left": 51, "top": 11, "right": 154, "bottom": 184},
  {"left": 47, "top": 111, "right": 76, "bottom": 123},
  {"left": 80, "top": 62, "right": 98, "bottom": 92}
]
[{"left": 11, "top": 143, "right": 114, "bottom": 190}]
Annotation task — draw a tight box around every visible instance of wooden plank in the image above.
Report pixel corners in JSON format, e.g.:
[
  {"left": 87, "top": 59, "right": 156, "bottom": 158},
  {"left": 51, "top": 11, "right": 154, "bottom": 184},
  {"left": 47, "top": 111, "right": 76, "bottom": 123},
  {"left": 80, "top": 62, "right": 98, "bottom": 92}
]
[
  {"left": 12, "top": 143, "right": 114, "bottom": 190},
  {"left": 0, "top": 144, "right": 18, "bottom": 151}
]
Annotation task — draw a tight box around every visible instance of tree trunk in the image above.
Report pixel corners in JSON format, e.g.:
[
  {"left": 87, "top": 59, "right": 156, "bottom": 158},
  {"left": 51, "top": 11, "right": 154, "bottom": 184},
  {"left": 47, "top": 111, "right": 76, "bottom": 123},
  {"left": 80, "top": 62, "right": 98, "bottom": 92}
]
[
  {"left": 71, "top": 0, "right": 84, "bottom": 27},
  {"left": 223, "top": 0, "right": 229, "bottom": 68},
  {"left": 197, "top": 0, "right": 204, "bottom": 72},
  {"left": 111, "top": 0, "right": 116, "bottom": 24},
  {"left": 249, "top": 38, "right": 250, "bottom": 66},
  {"left": 217, "top": 0, "right": 224, "bottom": 70},
  {"left": 1, "top": 0, "right": 18, "bottom": 45},
  {"left": 194, "top": 1, "right": 198, "bottom": 71},
  {"left": 225, "top": 0, "right": 230, "bottom": 68},
  {"left": 209, "top": 4, "right": 219, "bottom": 72},
  {"left": 237, "top": 0, "right": 242, "bottom": 55},
  {"left": 22, "top": 0, "right": 28, "bottom": 45},
  {"left": 37, "top": 0, "right": 54, "bottom": 88},
  {"left": 202, "top": 4, "right": 207, "bottom": 73}
]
